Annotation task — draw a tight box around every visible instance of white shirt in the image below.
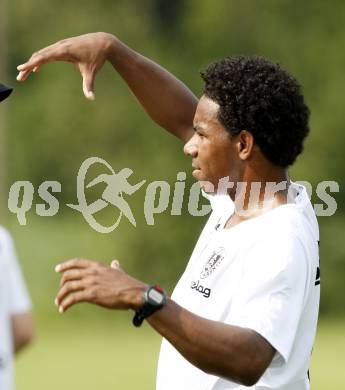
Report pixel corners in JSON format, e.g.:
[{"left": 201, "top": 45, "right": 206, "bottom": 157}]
[
  {"left": 0, "top": 227, "right": 32, "bottom": 390},
  {"left": 157, "top": 182, "right": 320, "bottom": 390}
]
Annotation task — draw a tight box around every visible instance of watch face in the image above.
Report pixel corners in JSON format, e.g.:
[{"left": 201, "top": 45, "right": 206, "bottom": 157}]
[{"left": 148, "top": 288, "right": 164, "bottom": 305}]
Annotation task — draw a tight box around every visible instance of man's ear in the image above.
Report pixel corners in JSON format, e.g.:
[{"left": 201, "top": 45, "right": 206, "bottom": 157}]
[{"left": 237, "top": 130, "right": 255, "bottom": 161}]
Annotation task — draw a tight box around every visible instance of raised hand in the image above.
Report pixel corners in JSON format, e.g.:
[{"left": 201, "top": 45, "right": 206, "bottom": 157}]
[
  {"left": 17, "top": 31, "right": 197, "bottom": 140},
  {"left": 17, "top": 32, "right": 115, "bottom": 100}
]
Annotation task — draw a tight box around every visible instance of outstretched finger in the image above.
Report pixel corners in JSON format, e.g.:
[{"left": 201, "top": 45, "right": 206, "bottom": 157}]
[
  {"left": 55, "top": 279, "right": 85, "bottom": 306},
  {"left": 82, "top": 69, "right": 95, "bottom": 101},
  {"left": 16, "top": 41, "right": 69, "bottom": 81},
  {"left": 16, "top": 70, "right": 32, "bottom": 82},
  {"left": 18, "top": 42, "right": 63, "bottom": 69},
  {"left": 59, "top": 268, "right": 91, "bottom": 288},
  {"left": 58, "top": 290, "right": 93, "bottom": 313},
  {"left": 55, "top": 258, "right": 97, "bottom": 273},
  {"left": 16, "top": 58, "right": 43, "bottom": 82},
  {"left": 16, "top": 55, "right": 46, "bottom": 80}
]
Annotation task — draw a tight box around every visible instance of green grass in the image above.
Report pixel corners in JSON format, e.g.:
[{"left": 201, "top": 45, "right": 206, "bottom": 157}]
[
  {"left": 310, "top": 319, "right": 345, "bottom": 389},
  {"left": 16, "top": 312, "right": 161, "bottom": 390},
  {"left": 15, "top": 316, "right": 345, "bottom": 389}
]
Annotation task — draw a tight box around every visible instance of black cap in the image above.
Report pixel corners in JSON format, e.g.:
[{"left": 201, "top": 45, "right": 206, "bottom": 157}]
[{"left": 0, "top": 83, "right": 13, "bottom": 102}]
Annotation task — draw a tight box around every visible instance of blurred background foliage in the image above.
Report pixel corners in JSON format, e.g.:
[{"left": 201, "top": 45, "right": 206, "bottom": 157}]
[{"left": 0, "top": 0, "right": 344, "bottom": 388}]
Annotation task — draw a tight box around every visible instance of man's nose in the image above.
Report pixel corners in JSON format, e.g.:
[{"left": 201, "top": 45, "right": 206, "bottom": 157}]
[{"left": 183, "top": 134, "right": 198, "bottom": 157}]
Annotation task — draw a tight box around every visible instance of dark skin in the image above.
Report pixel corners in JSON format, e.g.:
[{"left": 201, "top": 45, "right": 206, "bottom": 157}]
[
  {"left": 12, "top": 312, "right": 35, "bottom": 353},
  {"left": 17, "top": 32, "right": 289, "bottom": 386},
  {"left": 185, "top": 95, "right": 290, "bottom": 228}
]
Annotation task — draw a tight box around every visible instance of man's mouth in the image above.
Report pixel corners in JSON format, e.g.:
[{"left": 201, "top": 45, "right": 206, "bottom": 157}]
[
  {"left": 191, "top": 161, "right": 201, "bottom": 177},
  {"left": 192, "top": 166, "right": 201, "bottom": 179}
]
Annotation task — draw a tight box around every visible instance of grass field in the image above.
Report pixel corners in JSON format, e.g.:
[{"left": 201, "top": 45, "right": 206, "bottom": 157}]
[
  {"left": 15, "top": 315, "right": 345, "bottom": 390},
  {"left": 15, "top": 312, "right": 161, "bottom": 390}
]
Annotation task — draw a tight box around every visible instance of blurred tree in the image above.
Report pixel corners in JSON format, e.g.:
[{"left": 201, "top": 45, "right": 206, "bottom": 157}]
[{"left": 152, "top": 0, "right": 184, "bottom": 35}]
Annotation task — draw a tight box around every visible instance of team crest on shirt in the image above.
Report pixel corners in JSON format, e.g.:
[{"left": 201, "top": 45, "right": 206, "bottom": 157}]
[{"left": 200, "top": 247, "right": 225, "bottom": 279}]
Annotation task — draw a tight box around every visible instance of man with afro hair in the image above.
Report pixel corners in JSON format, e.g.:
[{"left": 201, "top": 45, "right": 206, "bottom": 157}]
[{"left": 18, "top": 32, "right": 319, "bottom": 390}]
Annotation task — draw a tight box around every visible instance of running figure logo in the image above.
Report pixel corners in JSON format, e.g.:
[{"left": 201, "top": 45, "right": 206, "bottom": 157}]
[{"left": 68, "top": 157, "right": 146, "bottom": 233}]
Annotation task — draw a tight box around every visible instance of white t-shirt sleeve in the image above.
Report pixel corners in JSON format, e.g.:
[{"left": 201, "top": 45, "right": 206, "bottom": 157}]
[
  {"left": 227, "top": 231, "right": 309, "bottom": 363},
  {"left": 1, "top": 228, "right": 32, "bottom": 315}
]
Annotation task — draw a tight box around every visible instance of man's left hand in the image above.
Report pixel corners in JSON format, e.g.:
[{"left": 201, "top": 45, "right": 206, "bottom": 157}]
[{"left": 55, "top": 258, "right": 147, "bottom": 313}]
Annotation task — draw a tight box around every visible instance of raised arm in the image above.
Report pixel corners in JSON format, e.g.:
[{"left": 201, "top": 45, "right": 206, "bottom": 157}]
[{"left": 17, "top": 32, "right": 197, "bottom": 142}]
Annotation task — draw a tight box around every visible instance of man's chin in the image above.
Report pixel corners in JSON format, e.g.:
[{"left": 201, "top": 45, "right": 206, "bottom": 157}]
[
  {"left": 199, "top": 180, "right": 215, "bottom": 194},
  {"left": 192, "top": 170, "right": 216, "bottom": 193},
  {"left": 192, "top": 169, "right": 202, "bottom": 179}
]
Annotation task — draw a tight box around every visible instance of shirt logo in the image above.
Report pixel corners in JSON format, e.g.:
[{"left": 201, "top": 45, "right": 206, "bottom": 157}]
[
  {"left": 200, "top": 247, "right": 225, "bottom": 279},
  {"left": 191, "top": 280, "right": 211, "bottom": 298}
]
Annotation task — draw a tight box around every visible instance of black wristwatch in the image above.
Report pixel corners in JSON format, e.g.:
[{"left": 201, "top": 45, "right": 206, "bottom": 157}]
[{"left": 132, "top": 285, "right": 167, "bottom": 327}]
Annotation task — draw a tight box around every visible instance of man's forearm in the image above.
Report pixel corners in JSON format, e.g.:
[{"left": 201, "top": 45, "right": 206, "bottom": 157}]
[
  {"left": 106, "top": 35, "right": 197, "bottom": 142},
  {"left": 53, "top": 258, "right": 274, "bottom": 385},
  {"left": 146, "top": 299, "right": 274, "bottom": 386},
  {"left": 11, "top": 312, "right": 35, "bottom": 353}
]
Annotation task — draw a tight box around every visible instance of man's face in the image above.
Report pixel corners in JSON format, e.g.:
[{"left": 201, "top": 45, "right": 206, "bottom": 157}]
[{"left": 184, "top": 95, "right": 240, "bottom": 193}]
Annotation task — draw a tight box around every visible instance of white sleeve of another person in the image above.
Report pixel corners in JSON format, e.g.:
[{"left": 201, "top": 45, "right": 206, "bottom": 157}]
[{"left": 2, "top": 229, "right": 32, "bottom": 315}]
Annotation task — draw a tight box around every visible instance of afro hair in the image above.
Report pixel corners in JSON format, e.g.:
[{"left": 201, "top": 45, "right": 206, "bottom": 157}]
[{"left": 201, "top": 56, "right": 310, "bottom": 167}]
